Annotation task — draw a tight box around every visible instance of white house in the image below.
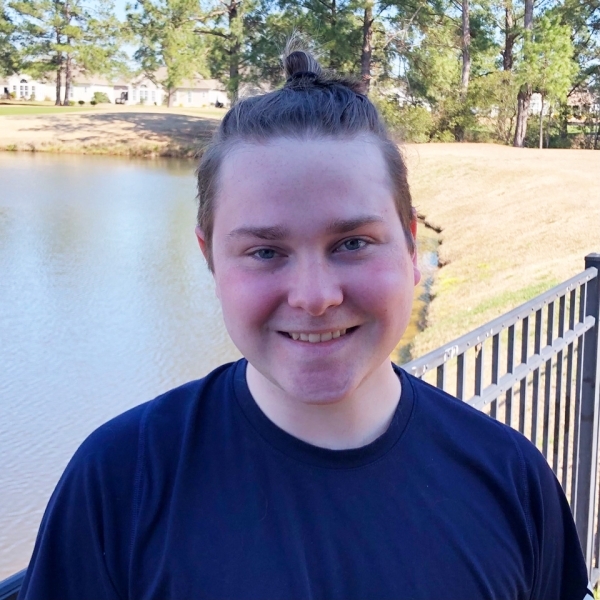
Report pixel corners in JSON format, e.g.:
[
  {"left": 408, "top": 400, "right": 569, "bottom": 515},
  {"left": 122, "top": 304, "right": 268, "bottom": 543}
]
[{"left": 3, "top": 70, "right": 228, "bottom": 107}]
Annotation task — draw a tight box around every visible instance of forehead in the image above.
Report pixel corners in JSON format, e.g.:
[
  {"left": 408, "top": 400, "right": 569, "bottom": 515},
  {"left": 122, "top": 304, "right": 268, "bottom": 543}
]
[{"left": 214, "top": 136, "right": 395, "bottom": 229}]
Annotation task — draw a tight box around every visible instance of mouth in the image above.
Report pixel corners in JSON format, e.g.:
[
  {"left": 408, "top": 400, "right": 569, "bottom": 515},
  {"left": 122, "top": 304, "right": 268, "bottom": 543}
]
[{"left": 279, "top": 327, "right": 359, "bottom": 343}]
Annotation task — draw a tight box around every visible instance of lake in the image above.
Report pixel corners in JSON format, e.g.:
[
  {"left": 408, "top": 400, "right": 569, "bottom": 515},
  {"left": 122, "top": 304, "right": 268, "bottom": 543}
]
[{"left": 0, "top": 152, "right": 436, "bottom": 580}]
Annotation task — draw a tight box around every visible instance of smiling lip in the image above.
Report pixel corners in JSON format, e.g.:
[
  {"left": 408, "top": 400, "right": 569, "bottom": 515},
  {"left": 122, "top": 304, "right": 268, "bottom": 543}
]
[{"left": 280, "top": 327, "right": 357, "bottom": 343}]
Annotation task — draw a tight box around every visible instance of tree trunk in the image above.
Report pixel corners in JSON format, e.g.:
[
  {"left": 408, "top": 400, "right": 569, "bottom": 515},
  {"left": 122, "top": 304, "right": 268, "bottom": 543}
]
[
  {"left": 460, "top": 0, "right": 470, "bottom": 95},
  {"left": 538, "top": 94, "right": 544, "bottom": 149},
  {"left": 167, "top": 88, "right": 174, "bottom": 107},
  {"left": 360, "top": 1, "right": 373, "bottom": 93},
  {"left": 63, "top": 51, "right": 72, "bottom": 106},
  {"left": 55, "top": 62, "right": 62, "bottom": 105},
  {"left": 502, "top": 0, "right": 515, "bottom": 71},
  {"left": 514, "top": 86, "right": 531, "bottom": 146},
  {"left": 513, "top": 0, "right": 533, "bottom": 147},
  {"left": 228, "top": 1, "right": 240, "bottom": 104}
]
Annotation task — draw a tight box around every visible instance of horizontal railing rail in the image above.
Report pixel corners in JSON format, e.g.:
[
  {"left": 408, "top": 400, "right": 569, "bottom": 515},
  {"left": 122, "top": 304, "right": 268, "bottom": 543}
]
[{"left": 0, "top": 569, "right": 25, "bottom": 600}]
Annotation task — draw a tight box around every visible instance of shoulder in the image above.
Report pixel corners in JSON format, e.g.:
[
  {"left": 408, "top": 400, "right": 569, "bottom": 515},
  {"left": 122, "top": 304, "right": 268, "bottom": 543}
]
[
  {"left": 400, "top": 368, "right": 529, "bottom": 453},
  {"left": 398, "top": 368, "right": 560, "bottom": 513},
  {"left": 68, "top": 360, "right": 239, "bottom": 480}
]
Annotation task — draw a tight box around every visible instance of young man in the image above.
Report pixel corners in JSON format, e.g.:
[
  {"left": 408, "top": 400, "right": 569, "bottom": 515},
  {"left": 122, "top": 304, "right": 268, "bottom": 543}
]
[{"left": 19, "top": 51, "right": 592, "bottom": 600}]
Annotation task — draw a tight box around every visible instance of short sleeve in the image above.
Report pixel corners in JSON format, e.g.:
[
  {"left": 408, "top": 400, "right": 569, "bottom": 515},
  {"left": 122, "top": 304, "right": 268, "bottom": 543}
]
[
  {"left": 517, "top": 435, "right": 593, "bottom": 600},
  {"left": 18, "top": 406, "right": 144, "bottom": 600}
]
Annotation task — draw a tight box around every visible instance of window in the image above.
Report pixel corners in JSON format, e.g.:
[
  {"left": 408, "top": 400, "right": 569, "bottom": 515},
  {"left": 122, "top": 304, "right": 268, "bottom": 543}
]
[
  {"left": 24, "top": 85, "right": 29, "bottom": 96},
  {"left": 84, "top": 87, "right": 88, "bottom": 94},
  {"left": 188, "top": 90, "right": 192, "bottom": 102},
  {"left": 32, "top": 86, "right": 35, "bottom": 95},
  {"left": 132, "top": 88, "right": 137, "bottom": 101},
  {"left": 70, "top": 88, "right": 73, "bottom": 98},
  {"left": 151, "top": 90, "right": 156, "bottom": 102}
]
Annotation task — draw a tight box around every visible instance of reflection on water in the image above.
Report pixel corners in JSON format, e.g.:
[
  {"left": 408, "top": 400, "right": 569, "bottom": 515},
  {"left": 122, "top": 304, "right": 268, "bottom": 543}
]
[
  {"left": 393, "top": 226, "right": 440, "bottom": 364},
  {"left": 0, "top": 153, "right": 437, "bottom": 580}
]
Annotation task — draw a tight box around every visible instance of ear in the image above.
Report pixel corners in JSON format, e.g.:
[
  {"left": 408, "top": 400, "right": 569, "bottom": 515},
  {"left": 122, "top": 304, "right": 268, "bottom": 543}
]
[
  {"left": 195, "top": 226, "right": 210, "bottom": 262},
  {"left": 195, "top": 225, "right": 218, "bottom": 293},
  {"left": 410, "top": 210, "right": 421, "bottom": 286}
]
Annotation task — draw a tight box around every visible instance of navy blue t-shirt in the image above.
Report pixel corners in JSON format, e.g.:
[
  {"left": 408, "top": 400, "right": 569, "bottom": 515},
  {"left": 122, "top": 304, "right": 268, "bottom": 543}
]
[{"left": 20, "top": 360, "right": 592, "bottom": 599}]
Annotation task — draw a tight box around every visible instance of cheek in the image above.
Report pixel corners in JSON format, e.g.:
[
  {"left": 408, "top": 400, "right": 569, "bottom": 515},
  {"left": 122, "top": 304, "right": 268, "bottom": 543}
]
[
  {"left": 216, "top": 268, "right": 282, "bottom": 334},
  {"left": 350, "top": 255, "right": 415, "bottom": 318}
]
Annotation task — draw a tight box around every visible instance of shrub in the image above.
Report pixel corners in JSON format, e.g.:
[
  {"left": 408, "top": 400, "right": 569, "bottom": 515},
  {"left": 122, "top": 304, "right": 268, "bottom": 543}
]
[
  {"left": 78, "top": 100, "right": 85, "bottom": 105},
  {"left": 373, "top": 94, "right": 435, "bottom": 143},
  {"left": 92, "top": 91, "right": 110, "bottom": 104},
  {"left": 90, "top": 100, "right": 97, "bottom": 105}
]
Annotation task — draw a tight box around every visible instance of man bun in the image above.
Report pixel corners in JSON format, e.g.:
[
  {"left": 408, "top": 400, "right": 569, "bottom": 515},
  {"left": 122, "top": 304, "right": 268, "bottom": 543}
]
[{"left": 283, "top": 50, "right": 323, "bottom": 80}]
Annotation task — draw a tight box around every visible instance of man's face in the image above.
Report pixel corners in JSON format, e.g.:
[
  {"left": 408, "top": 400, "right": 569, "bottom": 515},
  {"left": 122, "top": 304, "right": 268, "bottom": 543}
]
[{"left": 197, "top": 136, "right": 420, "bottom": 405}]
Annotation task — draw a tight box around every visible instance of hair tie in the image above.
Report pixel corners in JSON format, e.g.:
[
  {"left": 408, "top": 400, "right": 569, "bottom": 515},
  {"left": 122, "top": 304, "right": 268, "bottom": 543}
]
[{"left": 286, "top": 71, "right": 318, "bottom": 83}]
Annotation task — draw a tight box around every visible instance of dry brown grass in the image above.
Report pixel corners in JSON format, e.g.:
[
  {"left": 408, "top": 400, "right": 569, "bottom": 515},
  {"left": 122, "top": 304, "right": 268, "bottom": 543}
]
[
  {"left": 0, "top": 106, "right": 222, "bottom": 157},
  {"left": 404, "top": 143, "right": 600, "bottom": 358}
]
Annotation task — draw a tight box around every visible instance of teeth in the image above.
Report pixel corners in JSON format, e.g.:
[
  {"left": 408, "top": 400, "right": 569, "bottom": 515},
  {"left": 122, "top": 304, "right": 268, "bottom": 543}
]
[{"left": 287, "top": 329, "right": 351, "bottom": 343}]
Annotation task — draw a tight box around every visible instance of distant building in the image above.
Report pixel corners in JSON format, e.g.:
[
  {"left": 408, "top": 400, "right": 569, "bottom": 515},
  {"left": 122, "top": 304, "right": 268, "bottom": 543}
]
[{"left": 2, "top": 70, "right": 229, "bottom": 107}]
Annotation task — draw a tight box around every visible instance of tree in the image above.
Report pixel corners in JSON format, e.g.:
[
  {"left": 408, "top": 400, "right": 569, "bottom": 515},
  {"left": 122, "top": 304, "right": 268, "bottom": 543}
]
[
  {"left": 195, "top": 0, "right": 247, "bottom": 103},
  {"left": 513, "top": 0, "right": 533, "bottom": 147},
  {"left": 519, "top": 13, "right": 577, "bottom": 147},
  {"left": 11, "top": 0, "right": 124, "bottom": 104},
  {"left": 127, "top": 0, "right": 206, "bottom": 106},
  {"left": 1, "top": 0, "right": 20, "bottom": 76}
]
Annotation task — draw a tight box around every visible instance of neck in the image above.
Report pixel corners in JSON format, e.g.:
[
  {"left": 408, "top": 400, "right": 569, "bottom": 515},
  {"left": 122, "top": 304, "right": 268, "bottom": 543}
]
[{"left": 245, "top": 361, "right": 401, "bottom": 450}]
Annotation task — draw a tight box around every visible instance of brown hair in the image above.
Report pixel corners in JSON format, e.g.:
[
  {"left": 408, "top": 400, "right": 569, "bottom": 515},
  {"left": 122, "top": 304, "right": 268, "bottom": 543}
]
[{"left": 196, "top": 48, "right": 414, "bottom": 272}]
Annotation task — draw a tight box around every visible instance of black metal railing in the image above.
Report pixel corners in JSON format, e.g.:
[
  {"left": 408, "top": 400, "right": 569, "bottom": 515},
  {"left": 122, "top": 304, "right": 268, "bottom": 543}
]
[
  {"left": 1, "top": 253, "right": 599, "bottom": 597},
  {"left": 402, "top": 253, "right": 600, "bottom": 583}
]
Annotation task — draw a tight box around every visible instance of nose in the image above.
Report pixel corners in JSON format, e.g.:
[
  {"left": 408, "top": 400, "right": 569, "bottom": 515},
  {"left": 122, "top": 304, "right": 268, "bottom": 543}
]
[{"left": 287, "top": 256, "right": 343, "bottom": 316}]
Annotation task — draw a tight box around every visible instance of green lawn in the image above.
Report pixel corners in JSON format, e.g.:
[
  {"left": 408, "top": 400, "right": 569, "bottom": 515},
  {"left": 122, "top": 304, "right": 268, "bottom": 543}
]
[{"left": 0, "top": 105, "right": 98, "bottom": 115}]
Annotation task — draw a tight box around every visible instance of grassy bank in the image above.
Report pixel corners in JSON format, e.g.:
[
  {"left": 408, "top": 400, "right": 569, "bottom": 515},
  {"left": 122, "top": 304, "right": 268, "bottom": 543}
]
[
  {"left": 0, "top": 106, "right": 223, "bottom": 157},
  {"left": 404, "top": 143, "right": 600, "bottom": 359}
]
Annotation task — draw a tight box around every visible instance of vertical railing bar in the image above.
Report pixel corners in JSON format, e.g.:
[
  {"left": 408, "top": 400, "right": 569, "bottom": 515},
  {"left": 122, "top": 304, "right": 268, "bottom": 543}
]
[
  {"left": 519, "top": 316, "right": 529, "bottom": 434},
  {"left": 436, "top": 363, "right": 446, "bottom": 390},
  {"left": 456, "top": 353, "right": 465, "bottom": 401},
  {"left": 506, "top": 325, "right": 515, "bottom": 427},
  {"left": 563, "top": 289, "right": 576, "bottom": 493},
  {"left": 571, "top": 284, "right": 586, "bottom": 508},
  {"left": 532, "top": 308, "right": 542, "bottom": 447},
  {"left": 553, "top": 295, "right": 566, "bottom": 473},
  {"left": 490, "top": 333, "right": 500, "bottom": 420},
  {"left": 475, "top": 343, "right": 484, "bottom": 396},
  {"left": 574, "top": 254, "right": 600, "bottom": 575},
  {"left": 543, "top": 301, "right": 555, "bottom": 460}
]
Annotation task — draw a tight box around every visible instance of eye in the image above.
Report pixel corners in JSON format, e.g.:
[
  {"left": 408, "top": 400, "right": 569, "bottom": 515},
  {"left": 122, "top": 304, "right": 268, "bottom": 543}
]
[
  {"left": 252, "top": 248, "right": 277, "bottom": 260},
  {"left": 336, "top": 238, "right": 368, "bottom": 252}
]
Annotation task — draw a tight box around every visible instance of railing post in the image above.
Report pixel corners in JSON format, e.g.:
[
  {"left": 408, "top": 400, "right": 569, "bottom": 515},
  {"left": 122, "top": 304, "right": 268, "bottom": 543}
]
[{"left": 574, "top": 253, "right": 600, "bottom": 578}]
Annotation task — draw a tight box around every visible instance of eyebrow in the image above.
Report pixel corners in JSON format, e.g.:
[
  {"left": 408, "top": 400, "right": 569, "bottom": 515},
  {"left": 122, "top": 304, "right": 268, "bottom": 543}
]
[{"left": 228, "top": 216, "right": 385, "bottom": 240}]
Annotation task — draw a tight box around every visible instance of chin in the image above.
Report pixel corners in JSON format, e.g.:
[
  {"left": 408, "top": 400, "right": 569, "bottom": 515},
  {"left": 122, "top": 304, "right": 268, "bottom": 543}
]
[{"left": 280, "top": 368, "right": 361, "bottom": 405}]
